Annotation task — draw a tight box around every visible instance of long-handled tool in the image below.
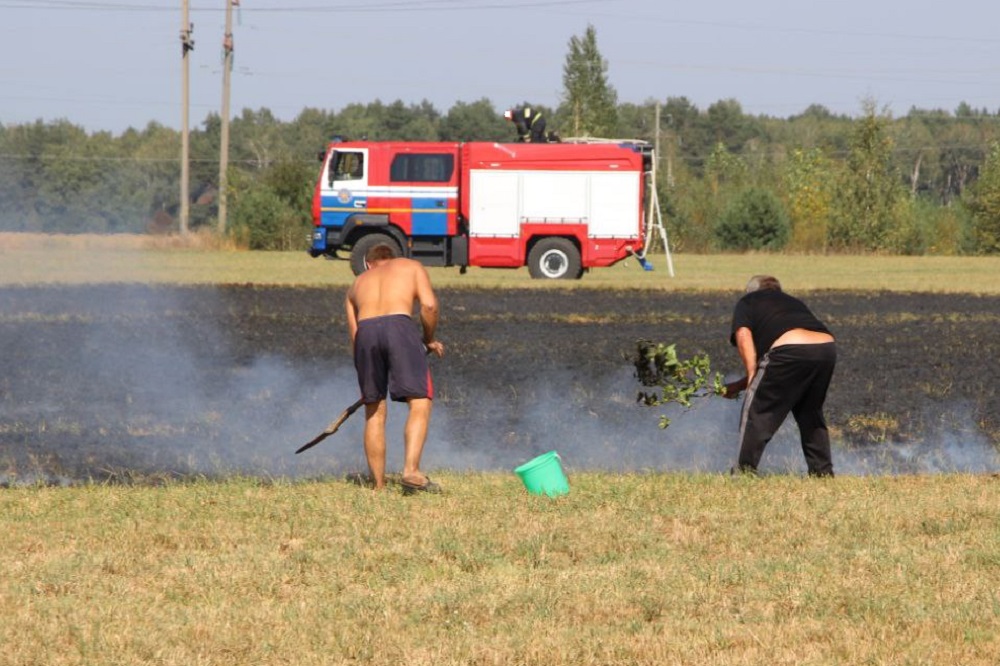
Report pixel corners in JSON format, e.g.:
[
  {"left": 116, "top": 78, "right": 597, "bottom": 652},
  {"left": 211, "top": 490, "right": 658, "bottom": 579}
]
[
  {"left": 295, "top": 397, "right": 364, "bottom": 454},
  {"left": 296, "top": 346, "right": 436, "bottom": 455}
]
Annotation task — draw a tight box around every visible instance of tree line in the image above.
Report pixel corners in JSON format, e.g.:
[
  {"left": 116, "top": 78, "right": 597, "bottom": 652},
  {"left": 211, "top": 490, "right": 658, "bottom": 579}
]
[{"left": 2, "top": 25, "right": 999, "bottom": 254}]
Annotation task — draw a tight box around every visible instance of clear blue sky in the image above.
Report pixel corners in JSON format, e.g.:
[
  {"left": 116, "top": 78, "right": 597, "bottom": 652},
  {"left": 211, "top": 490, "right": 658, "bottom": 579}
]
[{"left": 2, "top": 0, "right": 998, "bottom": 135}]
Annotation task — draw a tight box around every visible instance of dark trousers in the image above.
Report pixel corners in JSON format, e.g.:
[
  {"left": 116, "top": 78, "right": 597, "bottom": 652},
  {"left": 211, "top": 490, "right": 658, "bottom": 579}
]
[
  {"left": 738, "top": 343, "right": 836, "bottom": 476},
  {"left": 528, "top": 117, "right": 547, "bottom": 143}
]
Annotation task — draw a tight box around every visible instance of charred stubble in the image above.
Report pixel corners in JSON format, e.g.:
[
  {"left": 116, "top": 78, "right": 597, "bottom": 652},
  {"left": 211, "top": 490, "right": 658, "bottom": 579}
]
[{"left": 1, "top": 285, "right": 998, "bottom": 483}]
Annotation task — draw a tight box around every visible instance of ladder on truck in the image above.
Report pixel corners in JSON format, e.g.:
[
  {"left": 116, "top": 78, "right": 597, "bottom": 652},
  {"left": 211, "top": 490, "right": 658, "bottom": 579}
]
[
  {"left": 561, "top": 137, "right": 674, "bottom": 276},
  {"left": 643, "top": 152, "right": 674, "bottom": 276}
]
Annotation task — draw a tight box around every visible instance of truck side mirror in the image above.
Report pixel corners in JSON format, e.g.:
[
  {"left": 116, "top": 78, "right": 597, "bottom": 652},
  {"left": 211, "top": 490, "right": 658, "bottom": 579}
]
[{"left": 317, "top": 151, "right": 326, "bottom": 163}]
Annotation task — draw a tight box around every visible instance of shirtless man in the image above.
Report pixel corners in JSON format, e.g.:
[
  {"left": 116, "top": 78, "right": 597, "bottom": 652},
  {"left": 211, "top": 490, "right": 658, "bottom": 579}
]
[
  {"left": 345, "top": 243, "right": 445, "bottom": 492},
  {"left": 723, "top": 275, "right": 836, "bottom": 476}
]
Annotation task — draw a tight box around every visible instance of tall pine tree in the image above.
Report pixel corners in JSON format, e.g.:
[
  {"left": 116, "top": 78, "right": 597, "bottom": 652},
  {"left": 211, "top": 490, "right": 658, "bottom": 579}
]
[
  {"left": 828, "top": 101, "right": 903, "bottom": 251},
  {"left": 561, "top": 24, "right": 618, "bottom": 138},
  {"left": 966, "top": 141, "right": 1000, "bottom": 253}
]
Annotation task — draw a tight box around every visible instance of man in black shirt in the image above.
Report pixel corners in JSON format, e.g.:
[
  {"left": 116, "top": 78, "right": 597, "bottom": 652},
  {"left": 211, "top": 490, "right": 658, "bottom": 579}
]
[{"left": 723, "top": 275, "right": 836, "bottom": 476}]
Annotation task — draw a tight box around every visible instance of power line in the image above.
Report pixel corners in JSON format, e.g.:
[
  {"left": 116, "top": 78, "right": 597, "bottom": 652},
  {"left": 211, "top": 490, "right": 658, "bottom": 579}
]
[
  {"left": 0, "top": 1, "right": 168, "bottom": 10},
  {"left": 244, "top": 0, "right": 614, "bottom": 12},
  {"left": 619, "top": 59, "right": 1000, "bottom": 86},
  {"left": 4, "top": 0, "right": 997, "bottom": 46},
  {"left": 563, "top": 9, "right": 1000, "bottom": 45},
  {"left": 0, "top": 0, "right": 612, "bottom": 11}
]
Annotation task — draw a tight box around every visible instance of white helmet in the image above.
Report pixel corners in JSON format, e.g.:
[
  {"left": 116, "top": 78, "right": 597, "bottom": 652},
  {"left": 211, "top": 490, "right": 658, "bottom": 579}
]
[{"left": 503, "top": 109, "right": 513, "bottom": 120}]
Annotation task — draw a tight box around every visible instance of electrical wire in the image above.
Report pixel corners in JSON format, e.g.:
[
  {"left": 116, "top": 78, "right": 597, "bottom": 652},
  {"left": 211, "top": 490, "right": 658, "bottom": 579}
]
[
  {"left": 0, "top": 0, "right": 613, "bottom": 11},
  {"left": 3, "top": 0, "right": 997, "bottom": 48}
]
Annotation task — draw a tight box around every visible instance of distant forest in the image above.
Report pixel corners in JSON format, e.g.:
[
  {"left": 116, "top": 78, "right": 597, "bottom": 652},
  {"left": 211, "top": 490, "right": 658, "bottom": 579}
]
[{"left": 2, "top": 96, "right": 1000, "bottom": 254}]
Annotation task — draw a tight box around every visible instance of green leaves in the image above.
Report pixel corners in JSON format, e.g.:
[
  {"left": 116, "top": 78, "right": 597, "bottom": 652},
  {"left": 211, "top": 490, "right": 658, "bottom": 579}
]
[
  {"left": 633, "top": 340, "right": 725, "bottom": 429},
  {"left": 713, "top": 186, "right": 791, "bottom": 251},
  {"left": 560, "top": 24, "right": 618, "bottom": 138},
  {"left": 828, "top": 101, "right": 904, "bottom": 252},
  {"left": 227, "top": 159, "right": 313, "bottom": 250},
  {"left": 965, "top": 140, "right": 1000, "bottom": 254}
]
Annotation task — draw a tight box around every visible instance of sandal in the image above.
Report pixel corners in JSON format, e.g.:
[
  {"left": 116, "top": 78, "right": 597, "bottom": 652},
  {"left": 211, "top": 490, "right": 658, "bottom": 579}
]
[{"left": 400, "top": 477, "right": 442, "bottom": 495}]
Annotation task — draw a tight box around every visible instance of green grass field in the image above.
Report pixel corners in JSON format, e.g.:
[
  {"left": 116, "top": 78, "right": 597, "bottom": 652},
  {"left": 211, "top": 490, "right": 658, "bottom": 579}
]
[
  {"left": 3, "top": 232, "right": 1000, "bottom": 292},
  {"left": 4, "top": 233, "right": 1000, "bottom": 664}
]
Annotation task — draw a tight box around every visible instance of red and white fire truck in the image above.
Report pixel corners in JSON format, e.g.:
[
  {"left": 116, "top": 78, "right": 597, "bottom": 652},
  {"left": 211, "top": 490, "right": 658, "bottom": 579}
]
[{"left": 309, "top": 138, "right": 652, "bottom": 279}]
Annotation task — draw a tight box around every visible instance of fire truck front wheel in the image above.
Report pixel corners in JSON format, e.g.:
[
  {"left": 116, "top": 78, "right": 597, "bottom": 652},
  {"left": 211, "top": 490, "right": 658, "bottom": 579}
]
[
  {"left": 527, "top": 238, "right": 582, "bottom": 280},
  {"left": 349, "top": 233, "right": 402, "bottom": 276}
]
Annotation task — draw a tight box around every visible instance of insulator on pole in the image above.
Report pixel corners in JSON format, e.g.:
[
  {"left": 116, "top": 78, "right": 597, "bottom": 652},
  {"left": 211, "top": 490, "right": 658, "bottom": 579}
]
[{"left": 180, "top": 23, "right": 195, "bottom": 55}]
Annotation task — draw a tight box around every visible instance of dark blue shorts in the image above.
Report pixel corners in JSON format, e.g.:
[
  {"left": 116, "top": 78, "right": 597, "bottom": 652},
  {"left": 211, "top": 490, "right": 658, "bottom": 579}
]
[{"left": 354, "top": 314, "right": 432, "bottom": 403}]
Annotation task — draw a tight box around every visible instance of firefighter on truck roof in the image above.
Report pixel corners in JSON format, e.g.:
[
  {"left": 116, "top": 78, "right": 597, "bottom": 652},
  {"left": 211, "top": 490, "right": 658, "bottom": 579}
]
[{"left": 504, "top": 106, "right": 547, "bottom": 143}]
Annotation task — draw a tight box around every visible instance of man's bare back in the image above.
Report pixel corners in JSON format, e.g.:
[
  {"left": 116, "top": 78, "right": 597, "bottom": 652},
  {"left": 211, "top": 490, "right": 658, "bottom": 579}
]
[{"left": 346, "top": 255, "right": 443, "bottom": 356}]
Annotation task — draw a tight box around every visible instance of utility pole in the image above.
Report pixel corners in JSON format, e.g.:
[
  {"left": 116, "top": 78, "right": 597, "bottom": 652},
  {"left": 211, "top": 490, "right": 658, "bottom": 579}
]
[
  {"left": 179, "top": 1, "right": 194, "bottom": 235},
  {"left": 654, "top": 101, "right": 661, "bottom": 185},
  {"left": 218, "top": 0, "right": 236, "bottom": 235},
  {"left": 666, "top": 118, "right": 674, "bottom": 188}
]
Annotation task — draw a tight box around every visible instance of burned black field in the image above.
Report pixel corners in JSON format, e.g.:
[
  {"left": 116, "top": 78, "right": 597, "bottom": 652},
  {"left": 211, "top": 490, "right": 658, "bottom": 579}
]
[{"left": 2, "top": 284, "right": 999, "bottom": 483}]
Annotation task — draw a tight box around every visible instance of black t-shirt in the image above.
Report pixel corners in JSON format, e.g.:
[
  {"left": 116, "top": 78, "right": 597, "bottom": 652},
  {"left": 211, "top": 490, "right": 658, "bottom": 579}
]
[{"left": 730, "top": 289, "right": 831, "bottom": 358}]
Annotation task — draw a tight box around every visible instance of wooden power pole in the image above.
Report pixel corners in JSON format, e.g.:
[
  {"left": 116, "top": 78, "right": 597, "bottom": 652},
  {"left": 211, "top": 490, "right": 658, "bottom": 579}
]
[
  {"left": 218, "top": 0, "right": 236, "bottom": 235},
  {"left": 179, "top": 1, "right": 194, "bottom": 235},
  {"left": 654, "top": 101, "right": 661, "bottom": 184}
]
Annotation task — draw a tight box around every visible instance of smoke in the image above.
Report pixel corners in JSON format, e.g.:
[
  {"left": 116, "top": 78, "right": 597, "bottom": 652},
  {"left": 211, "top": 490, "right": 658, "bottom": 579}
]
[
  {"left": 4, "top": 284, "right": 999, "bottom": 485},
  {"left": 73, "top": 302, "right": 375, "bottom": 480},
  {"left": 423, "top": 366, "right": 1000, "bottom": 478},
  {"left": 0, "top": 285, "right": 361, "bottom": 484},
  {"left": 426, "top": 368, "right": 743, "bottom": 474},
  {"left": 835, "top": 405, "right": 1000, "bottom": 475}
]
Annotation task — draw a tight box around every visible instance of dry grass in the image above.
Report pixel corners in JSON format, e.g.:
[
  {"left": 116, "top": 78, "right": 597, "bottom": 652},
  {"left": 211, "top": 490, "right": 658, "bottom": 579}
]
[
  {"left": 0, "top": 230, "right": 238, "bottom": 252},
  {"left": 3, "top": 473, "right": 1000, "bottom": 665},
  {"left": 4, "top": 232, "right": 1000, "bottom": 292},
  {"left": 5, "top": 233, "right": 1000, "bottom": 663}
]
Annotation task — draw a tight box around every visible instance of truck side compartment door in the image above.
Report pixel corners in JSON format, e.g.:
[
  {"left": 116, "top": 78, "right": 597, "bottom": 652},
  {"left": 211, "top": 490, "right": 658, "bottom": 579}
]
[{"left": 467, "top": 170, "right": 522, "bottom": 267}]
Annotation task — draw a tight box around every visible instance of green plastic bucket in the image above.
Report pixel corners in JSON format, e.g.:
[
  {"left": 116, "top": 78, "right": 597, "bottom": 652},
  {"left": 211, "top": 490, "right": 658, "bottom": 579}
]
[{"left": 514, "top": 450, "right": 570, "bottom": 497}]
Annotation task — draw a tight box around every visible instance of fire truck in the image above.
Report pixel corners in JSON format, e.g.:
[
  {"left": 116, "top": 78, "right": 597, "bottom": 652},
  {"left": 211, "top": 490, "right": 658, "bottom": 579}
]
[{"left": 309, "top": 138, "right": 653, "bottom": 279}]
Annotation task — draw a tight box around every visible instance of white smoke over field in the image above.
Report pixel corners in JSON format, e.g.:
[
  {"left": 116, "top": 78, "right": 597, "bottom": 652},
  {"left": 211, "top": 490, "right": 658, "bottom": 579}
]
[
  {"left": 3, "top": 284, "right": 999, "bottom": 485},
  {"left": 426, "top": 368, "right": 1000, "bottom": 478}
]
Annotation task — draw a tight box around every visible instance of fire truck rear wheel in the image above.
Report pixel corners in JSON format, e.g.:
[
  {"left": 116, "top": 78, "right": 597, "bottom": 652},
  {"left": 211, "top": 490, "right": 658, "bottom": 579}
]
[
  {"left": 527, "top": 238, "right": 582, "bottom": 280},
  {"left": 350, "top": 233, "right": 401, "bottom": 276}
]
